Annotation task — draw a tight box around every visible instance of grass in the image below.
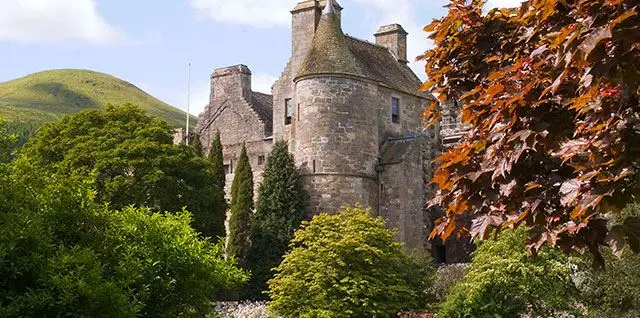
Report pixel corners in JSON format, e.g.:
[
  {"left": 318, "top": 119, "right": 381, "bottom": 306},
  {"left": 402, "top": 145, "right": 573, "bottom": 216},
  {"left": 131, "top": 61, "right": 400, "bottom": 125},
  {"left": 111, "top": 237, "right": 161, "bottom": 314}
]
[{"left": 0, "top": 69, "right": 196, "bottom": 129}]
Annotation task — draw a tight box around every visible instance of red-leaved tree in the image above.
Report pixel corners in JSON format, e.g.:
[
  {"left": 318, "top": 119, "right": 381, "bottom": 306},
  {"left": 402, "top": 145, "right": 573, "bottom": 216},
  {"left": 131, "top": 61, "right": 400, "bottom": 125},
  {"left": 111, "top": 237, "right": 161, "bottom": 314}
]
[{"left": 420, "top": 0, "right": 640, "bottom": 266}]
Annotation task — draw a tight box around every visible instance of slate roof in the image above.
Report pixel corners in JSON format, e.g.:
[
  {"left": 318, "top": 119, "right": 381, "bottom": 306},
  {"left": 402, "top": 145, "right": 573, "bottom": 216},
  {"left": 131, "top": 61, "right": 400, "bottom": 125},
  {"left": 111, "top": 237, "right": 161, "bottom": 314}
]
[{"left": 250, "top": 91, "right": 273, "bottom": 136}]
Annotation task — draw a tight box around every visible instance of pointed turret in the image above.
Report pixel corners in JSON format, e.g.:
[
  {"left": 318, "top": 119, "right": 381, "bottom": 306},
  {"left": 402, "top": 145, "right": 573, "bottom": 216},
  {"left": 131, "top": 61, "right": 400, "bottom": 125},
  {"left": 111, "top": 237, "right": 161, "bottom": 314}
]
[{"left": 294, "top": 0, "right": 365, "bottom": 80}]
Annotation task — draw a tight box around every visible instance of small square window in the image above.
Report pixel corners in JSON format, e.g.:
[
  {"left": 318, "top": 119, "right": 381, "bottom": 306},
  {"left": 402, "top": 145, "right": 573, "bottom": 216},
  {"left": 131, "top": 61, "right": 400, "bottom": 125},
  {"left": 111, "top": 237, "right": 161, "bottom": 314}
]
[
  {"left": 285, "top": 98, "right": 293, "bottom": 125},
  {"left": 391, "top": 97, "right": 400, "bottom": 123},
  {"left": 258, "top": 155, "right": 265, "bottom": 165}
]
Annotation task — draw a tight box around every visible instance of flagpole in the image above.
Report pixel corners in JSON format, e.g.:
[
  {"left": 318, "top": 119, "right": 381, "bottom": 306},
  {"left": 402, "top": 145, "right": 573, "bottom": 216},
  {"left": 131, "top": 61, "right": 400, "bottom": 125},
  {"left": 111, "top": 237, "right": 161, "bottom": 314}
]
[{"left": 186, "top": 62, "right": 191, "bottom": 145}]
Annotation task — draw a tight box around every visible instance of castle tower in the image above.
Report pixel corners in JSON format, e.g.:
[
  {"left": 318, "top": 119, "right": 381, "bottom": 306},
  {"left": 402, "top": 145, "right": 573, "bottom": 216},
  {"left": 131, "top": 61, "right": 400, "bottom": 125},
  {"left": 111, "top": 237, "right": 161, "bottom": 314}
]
[{"left": 293, "top": 0, "right": 380, "bottom": 215}]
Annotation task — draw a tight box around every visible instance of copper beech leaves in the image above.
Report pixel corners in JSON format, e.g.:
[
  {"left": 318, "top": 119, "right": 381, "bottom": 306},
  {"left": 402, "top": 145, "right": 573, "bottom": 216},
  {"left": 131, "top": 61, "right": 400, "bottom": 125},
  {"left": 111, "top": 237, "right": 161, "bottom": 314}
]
[{"left": 420, "top": 0, "right": 640, "bottom": 267}]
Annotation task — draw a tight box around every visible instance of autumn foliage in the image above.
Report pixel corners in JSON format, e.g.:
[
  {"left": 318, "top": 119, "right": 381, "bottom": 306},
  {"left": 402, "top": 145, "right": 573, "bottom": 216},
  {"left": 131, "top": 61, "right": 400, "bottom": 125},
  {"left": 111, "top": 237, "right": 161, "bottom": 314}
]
[{"left": 420, "top": 0, "right": 640, "bottom": 265}]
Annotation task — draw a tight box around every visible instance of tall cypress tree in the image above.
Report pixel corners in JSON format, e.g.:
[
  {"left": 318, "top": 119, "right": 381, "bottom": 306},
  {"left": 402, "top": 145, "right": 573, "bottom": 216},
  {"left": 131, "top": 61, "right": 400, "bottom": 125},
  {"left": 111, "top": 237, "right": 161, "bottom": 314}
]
[
  {"left": 208, "top": 131, "right": 226, "bottom": 191},
  {"left": 246, "top": 140, "right": 306, "bottom": 299},
  {"left": 191, "top": 134, "right": 204, "bottom": 157},
  {"left": 192, "top": 132, "right": 226, "bottom": 238},
  {"left": 227, "top": 144, "right": 253, "bottom": 268}
]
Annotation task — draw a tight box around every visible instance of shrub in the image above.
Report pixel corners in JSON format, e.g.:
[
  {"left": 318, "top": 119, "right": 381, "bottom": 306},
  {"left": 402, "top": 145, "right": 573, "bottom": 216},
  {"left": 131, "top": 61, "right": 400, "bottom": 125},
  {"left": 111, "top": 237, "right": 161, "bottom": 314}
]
[
  {"left": 0, "top": 162, "right": 247, "bottom": 316},
  {"left": 429, "top": 264, "right": 467, "bottom": 304},
  {"left": 267, "top": 206, "right": 434, "bottom": 317},
  {"left": 578, "top": 203, "right": 640, "bottom": 317},
  {"left": 437, "top": 227, "right": 581, "bottom": 318}
]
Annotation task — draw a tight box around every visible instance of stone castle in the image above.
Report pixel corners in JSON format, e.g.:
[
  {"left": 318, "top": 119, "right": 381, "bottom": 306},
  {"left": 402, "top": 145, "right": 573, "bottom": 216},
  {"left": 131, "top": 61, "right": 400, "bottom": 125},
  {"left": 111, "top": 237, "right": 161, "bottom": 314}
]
[{"left": 196, "top": 0, "right": 472, "bottom": 263}]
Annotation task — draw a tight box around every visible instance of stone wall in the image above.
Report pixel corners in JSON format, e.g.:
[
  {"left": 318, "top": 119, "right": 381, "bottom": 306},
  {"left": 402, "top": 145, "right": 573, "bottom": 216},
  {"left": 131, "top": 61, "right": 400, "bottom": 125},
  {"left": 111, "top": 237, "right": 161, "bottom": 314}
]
[
  {"left": 293, "top": 75, "right": 380, "bottom": 215},
  {"left": 377, "top": 87, "right": 429, "bottom": 144}
]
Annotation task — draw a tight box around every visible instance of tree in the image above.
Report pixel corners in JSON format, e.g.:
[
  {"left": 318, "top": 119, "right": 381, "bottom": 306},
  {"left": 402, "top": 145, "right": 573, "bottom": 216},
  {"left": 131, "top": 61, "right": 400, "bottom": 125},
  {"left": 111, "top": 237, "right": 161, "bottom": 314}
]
[
  {"left": 227, "top": 144, "right": 253, "bottom": 267},
  {"left": 245, "top": 140, "right": 306, "bottom": 299},
  {"left": 191, "top": 133, "right": 204, "bottom": 156},
  {"left": 0, "top": 119, "right": 17, "bottom": 163},
  {"left": 420, "top": 0, "right": 640, "bottom": 264},
  {"left": 0, "top": 161, "right": 247, "bottom": 317},
  {"left": 267, "top": 207, "right": 434, "bottom": 317},
  {"left": 208, "top": 131, "right": 228, "bottom": 236},
  {"left": 578, "top": 202, "right": 640, "bottom": 317},
  {"left": 437, "top": 227, "right": 581, "bottom": 318},
  {"left": 19, "top": 104, "right": 226, "bottom": 237}
]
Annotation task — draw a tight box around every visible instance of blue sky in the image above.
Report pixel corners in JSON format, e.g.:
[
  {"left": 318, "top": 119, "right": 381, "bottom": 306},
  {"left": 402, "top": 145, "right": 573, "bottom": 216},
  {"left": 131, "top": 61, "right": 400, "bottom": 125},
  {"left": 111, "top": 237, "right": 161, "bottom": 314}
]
[{"left": 0, "top": 0, "right": 520, "bottom": 115}]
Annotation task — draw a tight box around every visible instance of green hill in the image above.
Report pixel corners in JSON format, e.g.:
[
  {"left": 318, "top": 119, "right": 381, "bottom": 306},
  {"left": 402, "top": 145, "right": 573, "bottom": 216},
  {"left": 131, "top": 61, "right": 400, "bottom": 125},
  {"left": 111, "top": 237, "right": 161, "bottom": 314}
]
[{"left": 0, "top": 69, "right": 195, "bottom": 129}]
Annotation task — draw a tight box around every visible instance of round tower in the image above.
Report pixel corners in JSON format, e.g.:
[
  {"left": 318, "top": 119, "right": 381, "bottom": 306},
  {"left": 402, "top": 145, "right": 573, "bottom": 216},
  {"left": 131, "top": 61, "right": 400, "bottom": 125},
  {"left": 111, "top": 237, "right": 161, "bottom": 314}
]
[{"left": 293, "top": 0, "right": 379, "bottom": 215}]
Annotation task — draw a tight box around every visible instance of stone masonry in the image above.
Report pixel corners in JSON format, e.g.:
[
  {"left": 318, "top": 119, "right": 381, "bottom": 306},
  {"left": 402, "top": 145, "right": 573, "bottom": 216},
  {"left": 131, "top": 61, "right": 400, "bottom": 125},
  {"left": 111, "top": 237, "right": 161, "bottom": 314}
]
[{"left": 195, "top": 0, "right": 471, "bottom": 262}]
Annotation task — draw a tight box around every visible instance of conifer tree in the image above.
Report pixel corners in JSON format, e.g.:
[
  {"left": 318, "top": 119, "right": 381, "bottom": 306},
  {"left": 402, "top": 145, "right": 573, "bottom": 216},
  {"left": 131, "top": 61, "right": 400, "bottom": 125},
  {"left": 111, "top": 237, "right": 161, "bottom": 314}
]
[
  {"left": 191, "top": 134, "right": 204, "bottom": 157},
  {"left": 246, "top": 140, "right": 306, "bottom": 299},
  {"left": 227, "top": 144, "right": 253, "bottom": 268},
  {"left": 208, "top": 131, "right": 226, "bottom": 191},
  {"left": 205, "top": 131, "right": 228, "bottom": 237}
]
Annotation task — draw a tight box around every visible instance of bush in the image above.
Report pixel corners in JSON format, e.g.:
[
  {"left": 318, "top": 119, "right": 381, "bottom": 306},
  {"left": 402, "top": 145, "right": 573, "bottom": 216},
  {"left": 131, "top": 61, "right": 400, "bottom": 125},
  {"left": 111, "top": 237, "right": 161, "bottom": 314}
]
[
  {"left": 437, "top": 227, "right": 581, "bottom": 318},
  {"left": 429, "top": 264, "right": 467, "bottom": 304},
  {"left": 267, "top": 206, "right": 434, "bottom": 317},
  {"left": 578, "top": 203, "right": 640, "bottom": 317},
  {"left": 0, "top": 162, "right": 247, "bottom": 316}
]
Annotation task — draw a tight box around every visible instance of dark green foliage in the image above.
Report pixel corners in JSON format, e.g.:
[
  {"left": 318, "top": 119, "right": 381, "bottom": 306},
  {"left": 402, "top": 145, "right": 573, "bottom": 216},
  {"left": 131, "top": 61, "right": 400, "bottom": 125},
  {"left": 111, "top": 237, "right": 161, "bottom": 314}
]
[
  {"left": 245, "top": 140, "right": 305, "bottom": 299},
  {"left": 268, "top": 207, "right": 434, "bottom": 317},
  {"left": 207, "top": 131, "right": 228, "bottom": 238},
  {"left": 19, "top": 104, "right": 225, "bottom": 237},
  {"left": 579, "top": 203, "right": 640, "bottom": 317},
  {"left": 0, "top": 161, "right": 247, "bottom": 317},
  {"left": 208, "top": 131, "right": 226, "bottom": 191},
  {"left": 0, "top": 119, "right": 17, "bottom": 163},
  {"left": 437, "top": 227, "right": 581, "bottom": 318},
  {"left": 191, "top": 134, "right": 204, "bottom": 156},
  {"left": 227, "top": 144, "right": 253, "bottom": 268}
]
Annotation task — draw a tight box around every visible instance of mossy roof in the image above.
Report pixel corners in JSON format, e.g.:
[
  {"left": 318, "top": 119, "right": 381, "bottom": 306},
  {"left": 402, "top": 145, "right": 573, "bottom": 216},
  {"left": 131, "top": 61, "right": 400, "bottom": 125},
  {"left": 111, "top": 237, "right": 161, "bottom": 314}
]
[
  {"left": 296, "top": 11, "right": 366, "bottom": 80},
  {"left": 296, "top": 7, "right": 429, "bottom": 98}
]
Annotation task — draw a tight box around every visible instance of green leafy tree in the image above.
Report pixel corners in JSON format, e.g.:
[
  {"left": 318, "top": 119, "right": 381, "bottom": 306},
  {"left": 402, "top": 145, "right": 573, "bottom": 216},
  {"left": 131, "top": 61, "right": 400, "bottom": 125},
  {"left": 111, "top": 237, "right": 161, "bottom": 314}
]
[
  {"left": 0, "top": 161, "right": 247, "bottom": 317},
  {"left": 0, "top": 119, "right": 17, "bottom": 163},
  {"left": 19, "top": 104, "right": 225, "bottom": 237},
  {"left": 267, "top": 206, "right": 434, "bottom": 317},
  {"left": 246, "top": 140, "right": 306, "bottom": 299},
  {"left": 227, "top": 144, "right": 253, "bottom": 267},
  {"left": 437, "top": 227, "right": 581, "bottom": 318},
  {"left": 579, "top": 203, "right": 640, "bottom": 317}
]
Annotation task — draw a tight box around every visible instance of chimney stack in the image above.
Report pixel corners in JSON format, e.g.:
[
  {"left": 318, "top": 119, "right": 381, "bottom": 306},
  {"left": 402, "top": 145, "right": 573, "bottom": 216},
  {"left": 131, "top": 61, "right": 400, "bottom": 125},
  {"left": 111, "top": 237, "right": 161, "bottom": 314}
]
[
  {"left": 374, "top": 24, "right": 408, "bottom": 64},
  {"left": 210, "top": 64, "right": 252, "bottom": 102}
]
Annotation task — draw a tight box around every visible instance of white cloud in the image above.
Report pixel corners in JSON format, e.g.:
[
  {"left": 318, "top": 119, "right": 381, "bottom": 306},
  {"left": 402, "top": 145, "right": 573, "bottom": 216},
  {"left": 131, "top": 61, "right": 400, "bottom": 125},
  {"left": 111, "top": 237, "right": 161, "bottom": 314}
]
[
  {"left": 0, "top": 0, "right": 124, "bottom": 44},
  {"left": 189, "top": 0, "right": 295, "bottom": 28},
  {"left": 485, "top": 0, "right": 524, "bottom": 9}
]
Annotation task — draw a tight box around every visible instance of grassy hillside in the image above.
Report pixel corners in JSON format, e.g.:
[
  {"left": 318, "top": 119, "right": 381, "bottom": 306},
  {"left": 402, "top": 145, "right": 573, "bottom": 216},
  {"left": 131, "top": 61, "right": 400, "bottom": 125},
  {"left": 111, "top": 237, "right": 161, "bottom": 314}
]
[{"left": 0, "top": 69, "right": 196, "bottom": 129}]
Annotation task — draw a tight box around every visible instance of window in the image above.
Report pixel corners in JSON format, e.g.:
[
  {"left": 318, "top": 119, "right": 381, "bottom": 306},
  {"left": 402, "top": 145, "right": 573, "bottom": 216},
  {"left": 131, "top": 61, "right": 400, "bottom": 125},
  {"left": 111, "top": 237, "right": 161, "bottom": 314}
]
[
  {"left": 258, "top": 155, "right": 265, "bottom": 165},
  {"left": 224, "top": 164, "right": 230, "bottom": 175},
  {"left": 391, "top": 97, "right": 400, "bottom": 123},
  {"left": 285, "top": 98, "right": 293, "bottom": 125},
  {"left": 312, "top": 160, "right": 316, "bottom": 173}
]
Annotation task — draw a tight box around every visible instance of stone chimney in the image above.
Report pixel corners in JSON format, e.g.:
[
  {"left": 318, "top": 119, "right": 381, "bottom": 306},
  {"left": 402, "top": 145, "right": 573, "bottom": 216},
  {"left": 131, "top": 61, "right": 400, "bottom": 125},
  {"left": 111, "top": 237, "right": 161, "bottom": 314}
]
[
  {"left": 210, "top": 64, "right": 252, "bottom": 102},
  {"left": 290, "top": 1, "right": 342, "bottom": 71},
  {"left": 374, "top": 24, "right": 408, "bottom": 64}
]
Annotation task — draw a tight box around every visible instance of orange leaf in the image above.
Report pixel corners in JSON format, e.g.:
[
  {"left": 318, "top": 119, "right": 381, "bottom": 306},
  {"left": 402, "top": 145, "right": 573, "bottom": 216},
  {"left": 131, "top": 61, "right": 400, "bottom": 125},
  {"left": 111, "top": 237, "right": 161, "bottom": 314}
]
[{"left": 610, "top": 11, "right": 637, "bottom": 29}]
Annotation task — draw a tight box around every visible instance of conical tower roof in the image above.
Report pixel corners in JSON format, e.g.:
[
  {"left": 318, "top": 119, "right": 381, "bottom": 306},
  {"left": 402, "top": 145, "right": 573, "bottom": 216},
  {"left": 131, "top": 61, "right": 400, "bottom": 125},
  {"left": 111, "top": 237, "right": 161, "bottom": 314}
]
[{"left": 295, "top": 0, "right": 366, "bottom": 80}]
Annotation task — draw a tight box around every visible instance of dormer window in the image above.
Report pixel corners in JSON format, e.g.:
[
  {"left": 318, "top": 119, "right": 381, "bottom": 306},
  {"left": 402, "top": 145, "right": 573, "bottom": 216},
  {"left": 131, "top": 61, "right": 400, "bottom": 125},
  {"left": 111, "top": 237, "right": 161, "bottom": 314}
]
[
  {"left": 391, "top": 97, "right": 400, "bottom": 123},
  {"left": 285, "top": 98, "right": 293, "bottom": 125}
]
